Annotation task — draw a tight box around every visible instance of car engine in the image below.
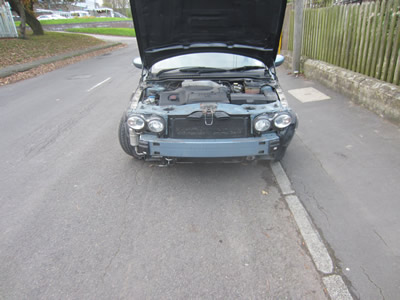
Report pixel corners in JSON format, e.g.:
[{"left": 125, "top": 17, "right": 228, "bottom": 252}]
[{"left": 141, "top": 79, "right": 279, "bottom": 106}]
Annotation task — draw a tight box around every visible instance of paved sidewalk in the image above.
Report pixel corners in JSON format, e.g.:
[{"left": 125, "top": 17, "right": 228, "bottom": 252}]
[{"left": 278, "top": 68, "right": 400, "bottom": 299}]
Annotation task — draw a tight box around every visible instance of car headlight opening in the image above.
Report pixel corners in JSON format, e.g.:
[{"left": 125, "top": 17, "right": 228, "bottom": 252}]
[
  {"left": 274, "top": 114, "right": 292, "bottom": 129},
  {"left": 254, "top": 116, "right": 271, "bottom": 132},
  {"left": 127, "top": 116, "right": 145, "bottom": 130},
  {"left": 148, "top": 118, "right": 165, "bottom": 133}
]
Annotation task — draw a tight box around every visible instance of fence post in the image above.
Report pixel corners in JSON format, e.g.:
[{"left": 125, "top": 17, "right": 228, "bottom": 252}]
[
  {"left": 375, "top": 0, "right": 393, "bottom": 78},
  {"left": 293, "top": 0, "right": 304, "bottom": 73},
  {"left": 381, "top": 0, "right": 399, "bottom": 81},
  {"left": 387, "top": 6, "right": 400, "bottom": 84}
]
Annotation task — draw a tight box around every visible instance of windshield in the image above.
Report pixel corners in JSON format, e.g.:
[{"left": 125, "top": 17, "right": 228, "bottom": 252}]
[{"left": 150, "top": 53, "right": 265, "bottom": 74}]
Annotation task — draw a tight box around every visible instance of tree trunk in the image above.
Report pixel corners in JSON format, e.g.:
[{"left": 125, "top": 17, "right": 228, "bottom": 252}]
[
  {"left": 25, "top": 8, "right": 44, "bottom": 35},
  {"left": 7, "top": 0, "right": 44, "bottom": 35},
  {"left": 17, "top": 0, "right": 26, "bottom": 38},
  {"left": 27, "top": 0, "right": 33, "bottom": 12}
]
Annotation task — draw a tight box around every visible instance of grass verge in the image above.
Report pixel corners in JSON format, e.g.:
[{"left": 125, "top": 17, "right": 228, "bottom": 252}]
[
  {"left": 0, "top": 44, "right": 125, "bottom": 86},
  {"left": 65, "top": 27, "right": 136, "bottom": 37},
  {"left": 0, "top": 31, "right": 106, "bottom": 68},
  {"left": 15, "top": 17, "right": 131, "bottom": 27}
]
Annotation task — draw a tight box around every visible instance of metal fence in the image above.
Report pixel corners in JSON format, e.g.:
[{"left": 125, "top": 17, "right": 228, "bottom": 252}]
[
  {"left": 289, "top": 0, "right": 400, "bottom": 85},
  {"left": 0, "top": 1, "right": 18, "bottom": 38}
]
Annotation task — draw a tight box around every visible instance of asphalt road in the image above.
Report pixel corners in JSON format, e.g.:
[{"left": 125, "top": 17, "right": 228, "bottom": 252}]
[
  {"left": 0, "top": 39, "right": 327, "bottom": 299},
  {"left": 278, "top": 70, "right": 400, "bottom": 300}
]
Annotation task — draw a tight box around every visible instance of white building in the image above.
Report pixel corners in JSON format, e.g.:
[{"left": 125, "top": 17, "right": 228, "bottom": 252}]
[{"left": 73, "top": 0, "right": 103, "bottom": 10}]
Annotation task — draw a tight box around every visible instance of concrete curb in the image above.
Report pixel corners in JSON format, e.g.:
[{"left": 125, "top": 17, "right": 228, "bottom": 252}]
[
  {"left": 270, "top": 161, "right": 353, "bottom": 300},
  {"left": 281, "top": 50, "right": 400, "bottom": 125},
  {"left": 42, "top": 21, "right": 133, "bottom": 32},
  {"left": 0, "top": 42, "right": 121, "bottom": 78},
  {"left": 285, "top": 194, "right": 333, "bottom": 274}
]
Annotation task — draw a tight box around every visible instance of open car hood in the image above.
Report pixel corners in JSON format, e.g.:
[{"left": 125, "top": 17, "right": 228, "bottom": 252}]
[{"left": 129, "top": 0, "right": 287, "bottom": 69}]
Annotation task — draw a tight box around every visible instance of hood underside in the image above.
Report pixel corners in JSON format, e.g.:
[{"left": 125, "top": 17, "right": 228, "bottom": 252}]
[{"left": 129, "top": 0, "right": 287, "bottom": 69}]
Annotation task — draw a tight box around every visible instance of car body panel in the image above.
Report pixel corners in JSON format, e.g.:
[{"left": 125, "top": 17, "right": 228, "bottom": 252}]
[
  {"left": 129, "top": 102, "right": 285, "bottom": 119},
  {"left": 129, "top": 0, "right": 287, "bottom": 69}
]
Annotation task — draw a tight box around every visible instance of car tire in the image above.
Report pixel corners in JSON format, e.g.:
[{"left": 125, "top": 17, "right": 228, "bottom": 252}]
[{"left": 118, "top": 116, "right": 142, "bottom": 159}]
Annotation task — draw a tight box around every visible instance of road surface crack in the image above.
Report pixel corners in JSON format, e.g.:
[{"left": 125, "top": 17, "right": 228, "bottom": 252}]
[
  {"left": 311, "top": 194, "right": 330, "bottom": 226},
  {"left": 361, "top": 266, "right": 385, "bottom": 300},
  {"left": 297, "top": 180, "right": 330, "bottom": 226},
  {"left": 294, "top": 133, "right": 337, "bottom": 184},
  {"left": 373, "top": 229, "right": 389, "bottom": 248},
  {"left": 24, "top": 101, "right": 97, "bottom": 159}
]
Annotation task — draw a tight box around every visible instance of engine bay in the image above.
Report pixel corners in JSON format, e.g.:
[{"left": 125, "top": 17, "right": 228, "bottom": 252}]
[{"left": 141, "top": 79, "right": 280, "bottom": 106}]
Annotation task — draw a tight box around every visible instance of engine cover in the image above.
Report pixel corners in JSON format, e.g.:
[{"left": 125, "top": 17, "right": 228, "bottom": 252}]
[{"left": 159, "top": 80, "right": 229, "bottom": 106}]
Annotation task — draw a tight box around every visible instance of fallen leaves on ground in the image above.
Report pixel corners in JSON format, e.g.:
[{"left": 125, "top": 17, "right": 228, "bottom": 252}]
[
  {"left": 0, "top": 44, "right": 126, "bottom": 86},
  {"left": 0, "top": 32, "right": 106, "bottom": 68}
]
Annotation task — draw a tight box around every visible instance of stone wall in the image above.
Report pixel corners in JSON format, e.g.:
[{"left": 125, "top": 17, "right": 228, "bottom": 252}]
[{"left": 281, "top": 51, "right": 400, "bottom": 125}]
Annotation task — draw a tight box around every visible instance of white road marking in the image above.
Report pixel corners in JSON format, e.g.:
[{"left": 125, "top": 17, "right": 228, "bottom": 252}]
[
  {"left": 87, "top": 77, "right": 111, "bottom": 92},
  {"left": 288, "top": 87, "right": 330, "bottom": 103},
  {"left": 270, "top": 161, "right": 353, "bottom": 299}
]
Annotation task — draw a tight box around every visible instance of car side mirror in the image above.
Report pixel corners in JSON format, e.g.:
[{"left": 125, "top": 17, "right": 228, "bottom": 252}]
[
  {"left": 275, "top": 55, "right": 285, "bottom": 67},
  {"left": 132, "top": 57, "right": 143, "bottom": 69}
]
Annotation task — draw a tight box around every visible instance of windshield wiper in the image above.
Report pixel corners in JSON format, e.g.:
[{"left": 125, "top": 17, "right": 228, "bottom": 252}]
[
  {"left": 178, "top": 67, "right": 227, "bottom": 74},
  {"left": 227, "top": 66, "right": 266, "bottom": 72},
  {"left": 156, "top": 67, "right": 180, "bottom": 76}
]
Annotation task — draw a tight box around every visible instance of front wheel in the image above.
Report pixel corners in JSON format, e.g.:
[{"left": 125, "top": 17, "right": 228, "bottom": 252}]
[{"left": 118, "top": 116, "right": 143, "bottom": 159}]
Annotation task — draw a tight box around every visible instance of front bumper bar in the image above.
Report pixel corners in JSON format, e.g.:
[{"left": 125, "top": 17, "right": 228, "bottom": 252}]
[{"left": 139, "top": 133, "right": 280, "bottom": 158}]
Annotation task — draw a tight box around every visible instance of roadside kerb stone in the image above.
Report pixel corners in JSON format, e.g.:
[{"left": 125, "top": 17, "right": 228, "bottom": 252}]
[
  {"left": 323, "top": 275, "right": 353, "bottom": 300},
  {"left": 0, "top": 42, "right": 121, "bottom": 78},
  {"left": 270, "top": 161, "right": 354, "bottom": 299},
  {"left": 285, "top": 194, "right": 333, "bottom": 274},
  {"left": 271, "top": 162, "right": 333, "bottom": 273},
  {"left": 42, "top": 21, "right": 134, "bottom": 32},
  {"left": 270, "top": 161, "right": 294, "bottom": 195}
]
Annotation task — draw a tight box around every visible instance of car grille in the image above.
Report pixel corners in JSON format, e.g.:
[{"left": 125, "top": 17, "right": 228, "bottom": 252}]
[{"left": 168, "top": 115, "right": 250, "bottom": 139}]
